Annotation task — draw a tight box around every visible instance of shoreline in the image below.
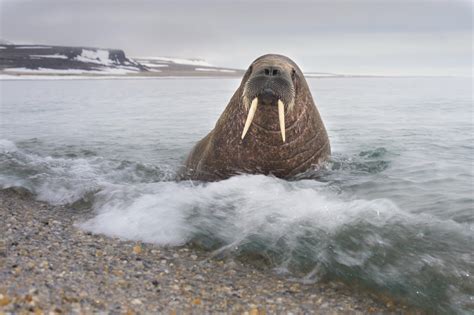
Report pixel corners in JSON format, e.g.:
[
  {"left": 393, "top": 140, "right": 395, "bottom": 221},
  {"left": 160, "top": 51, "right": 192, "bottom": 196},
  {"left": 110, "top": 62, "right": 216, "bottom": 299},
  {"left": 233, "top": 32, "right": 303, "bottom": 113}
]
[
  {"left": 0, "top": 187, "right": 415, "bottom": 314},
  {"left": 1, "top": 71, "right": 453, "bottom": 81}
]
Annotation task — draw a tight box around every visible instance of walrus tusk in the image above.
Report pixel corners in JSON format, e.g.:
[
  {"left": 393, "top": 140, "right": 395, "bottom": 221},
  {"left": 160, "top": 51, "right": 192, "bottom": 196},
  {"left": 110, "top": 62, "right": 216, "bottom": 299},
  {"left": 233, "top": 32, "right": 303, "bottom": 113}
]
[
  {"left": 278, "top": 99, "right": 286, "bottom": 142},
  {"left": 241, "top": 97, "right": 258, "bottom": 140}
]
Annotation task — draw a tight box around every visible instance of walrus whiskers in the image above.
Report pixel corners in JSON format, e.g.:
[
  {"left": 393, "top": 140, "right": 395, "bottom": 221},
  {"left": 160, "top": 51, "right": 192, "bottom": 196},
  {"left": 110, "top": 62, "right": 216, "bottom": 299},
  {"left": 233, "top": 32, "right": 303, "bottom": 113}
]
[
  {"left": 278, "top": 99, "right": 286, "bottom": 142},
  {"left": 241, "top": 97, "right": 258, "bottom": 140}
]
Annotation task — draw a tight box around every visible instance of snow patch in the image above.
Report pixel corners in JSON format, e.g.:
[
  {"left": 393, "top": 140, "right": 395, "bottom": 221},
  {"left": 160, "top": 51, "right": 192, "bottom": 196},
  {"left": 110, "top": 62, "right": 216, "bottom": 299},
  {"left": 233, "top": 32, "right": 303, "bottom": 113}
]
[
  {"left": 3, "top": 67, "right": 138, "bottom": 75},
  {"left": 31, "top": 54, "right": 69, "bottom": 59},
  {"left": 74, "top": 49, "right": 116, "bottom": 65},
  {"left": 15, "top": 46, "right": 52, "bottom": 49},
  {"left": 140, "top": 62, "right": 169, "bottom": 68},
  {"left": 195, "top": 68, "right": 236, "bottom": 73},
  {"left": 136, "top": 56, "right": 212, "bottom": 67}
]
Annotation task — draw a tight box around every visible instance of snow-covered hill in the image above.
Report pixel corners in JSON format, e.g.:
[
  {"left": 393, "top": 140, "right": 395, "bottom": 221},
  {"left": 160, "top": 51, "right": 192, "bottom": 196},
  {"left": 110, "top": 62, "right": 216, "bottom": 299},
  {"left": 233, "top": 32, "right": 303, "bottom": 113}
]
[
  {"left": 0, "top": 45, "right": 243, "bottom": 77},
  {"left": 0, "top": 44, "right": 145, "bottom": 74}
]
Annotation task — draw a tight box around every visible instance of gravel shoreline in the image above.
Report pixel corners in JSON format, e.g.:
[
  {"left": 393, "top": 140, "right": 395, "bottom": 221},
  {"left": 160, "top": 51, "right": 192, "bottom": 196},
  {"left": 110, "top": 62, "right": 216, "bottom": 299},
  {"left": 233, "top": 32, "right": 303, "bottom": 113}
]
[{"left": 0, "top": 188, "right": 416, "bottom": 314}]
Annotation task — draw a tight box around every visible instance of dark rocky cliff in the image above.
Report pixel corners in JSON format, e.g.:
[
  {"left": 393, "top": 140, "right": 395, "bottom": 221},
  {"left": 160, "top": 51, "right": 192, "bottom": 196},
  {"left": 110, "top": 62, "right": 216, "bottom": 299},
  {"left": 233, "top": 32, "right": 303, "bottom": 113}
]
[{"left": 0, "top": 44, "right": 146, "bottom": 72}]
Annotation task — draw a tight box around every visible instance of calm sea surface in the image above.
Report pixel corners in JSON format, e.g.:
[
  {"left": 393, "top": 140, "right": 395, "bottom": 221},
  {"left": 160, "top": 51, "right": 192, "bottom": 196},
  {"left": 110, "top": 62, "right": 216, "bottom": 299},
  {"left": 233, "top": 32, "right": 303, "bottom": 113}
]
[{"left": 0, "top": 77, "right": 472, "bottom": 313}]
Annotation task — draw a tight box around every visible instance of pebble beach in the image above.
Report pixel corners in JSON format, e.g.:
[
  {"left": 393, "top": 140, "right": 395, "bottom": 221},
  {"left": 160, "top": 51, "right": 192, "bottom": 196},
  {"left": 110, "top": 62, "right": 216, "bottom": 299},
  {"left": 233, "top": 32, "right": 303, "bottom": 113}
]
[{"left": 0, "top": 188, "right": 416, "bottom": 314}]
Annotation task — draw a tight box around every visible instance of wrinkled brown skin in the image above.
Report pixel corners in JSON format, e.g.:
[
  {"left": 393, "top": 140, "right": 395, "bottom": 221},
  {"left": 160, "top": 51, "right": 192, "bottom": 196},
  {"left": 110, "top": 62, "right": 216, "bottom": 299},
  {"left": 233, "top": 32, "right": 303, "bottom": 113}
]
[{"left": 181, "top": 54, "right": 330, "bottom": 181}]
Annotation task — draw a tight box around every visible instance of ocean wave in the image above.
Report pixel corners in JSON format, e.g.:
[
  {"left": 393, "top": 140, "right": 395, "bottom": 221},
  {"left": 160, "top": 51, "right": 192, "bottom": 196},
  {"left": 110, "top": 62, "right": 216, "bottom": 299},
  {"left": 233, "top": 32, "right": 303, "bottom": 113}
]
[
  {"left": 78, "top": 174, "right": 472, "bottom": 313},
  {"left": 0, "top": 139, "right": 174, "bottom": 204}
]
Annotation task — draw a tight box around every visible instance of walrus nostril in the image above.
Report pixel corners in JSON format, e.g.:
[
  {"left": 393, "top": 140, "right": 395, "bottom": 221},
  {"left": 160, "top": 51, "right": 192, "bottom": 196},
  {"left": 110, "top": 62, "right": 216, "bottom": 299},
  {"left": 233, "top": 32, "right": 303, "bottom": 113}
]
[{"left": 263, "top": 67, "right": 281, "bottom": 77}]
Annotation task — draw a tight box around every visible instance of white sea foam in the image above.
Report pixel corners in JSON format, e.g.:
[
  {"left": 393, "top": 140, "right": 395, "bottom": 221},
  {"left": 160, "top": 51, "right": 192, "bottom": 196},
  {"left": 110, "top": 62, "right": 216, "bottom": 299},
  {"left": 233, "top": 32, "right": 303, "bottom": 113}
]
[
  {"left": 80, "top": 175, "right": 404, "bottom": 247},
  {"left": 0, "top": 139, "right": 18, "bottom": 153},
  {"left": 0, "top": 140, "right": 172, "bottom": 204}
]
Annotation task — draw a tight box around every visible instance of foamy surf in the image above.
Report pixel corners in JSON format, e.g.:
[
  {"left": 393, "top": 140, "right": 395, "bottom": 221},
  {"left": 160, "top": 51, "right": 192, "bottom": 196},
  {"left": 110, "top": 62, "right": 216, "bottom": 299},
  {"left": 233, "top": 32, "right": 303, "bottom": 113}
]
[
  {"left": 75, "top": 172, "right": 472, "bottom": 314},
  {"left": 81, "top": 175, "right": 401, "bottom": 246}
]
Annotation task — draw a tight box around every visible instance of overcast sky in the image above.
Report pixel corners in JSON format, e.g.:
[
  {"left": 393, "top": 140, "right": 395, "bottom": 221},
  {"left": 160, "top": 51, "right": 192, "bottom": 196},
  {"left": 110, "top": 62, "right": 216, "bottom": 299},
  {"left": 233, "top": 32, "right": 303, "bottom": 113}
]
[{"left": 0, "top": 0, "right": 472, "bottom": 76}]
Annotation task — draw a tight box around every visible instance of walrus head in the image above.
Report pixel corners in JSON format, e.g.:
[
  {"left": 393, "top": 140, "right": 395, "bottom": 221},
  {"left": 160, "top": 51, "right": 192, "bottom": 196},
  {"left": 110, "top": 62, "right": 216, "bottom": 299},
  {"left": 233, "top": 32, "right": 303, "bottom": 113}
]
[{"left": 241, "top": 54, "right": 300, "bottom": 142}]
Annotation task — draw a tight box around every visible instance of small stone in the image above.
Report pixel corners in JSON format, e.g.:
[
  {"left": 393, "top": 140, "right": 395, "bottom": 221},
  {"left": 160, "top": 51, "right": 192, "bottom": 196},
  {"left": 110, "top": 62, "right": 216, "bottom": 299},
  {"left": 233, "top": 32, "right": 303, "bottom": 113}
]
[
  {"left": 0, "top": 294, "right": 11, "bottom": 306},
  {"left": 192, "top": 298, "right": 201, "bottom": 305},
  {"left": 133, "top": 245, "right": 142, "bottom": 255},
  {"left": 190, "top": 255, "right": 198, "bottom": 260},
  {"left": 29, "top": 288, "right": 39, "bottom": 295},
  {"left": 289, "top": 284, "right": 300, "bottom": 292},
  {"left": 131, "top": 298, "right": 142, "bottom": 305},
  {"left": 26, "top": 262, "right": 35, "bottom": 270},
  {"left": 249, "top": 307, "right": 259, "bottom": 315}
]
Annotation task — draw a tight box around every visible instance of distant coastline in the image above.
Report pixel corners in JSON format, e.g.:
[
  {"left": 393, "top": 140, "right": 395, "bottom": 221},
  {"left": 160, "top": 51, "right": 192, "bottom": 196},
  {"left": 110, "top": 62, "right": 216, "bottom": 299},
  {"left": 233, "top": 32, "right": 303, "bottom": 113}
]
[
  {"left": 0, "top": 43, "right": 356, "bottom": 79},
  {"left": 1, "top": 42, "right": 459, "bottom": 80}
]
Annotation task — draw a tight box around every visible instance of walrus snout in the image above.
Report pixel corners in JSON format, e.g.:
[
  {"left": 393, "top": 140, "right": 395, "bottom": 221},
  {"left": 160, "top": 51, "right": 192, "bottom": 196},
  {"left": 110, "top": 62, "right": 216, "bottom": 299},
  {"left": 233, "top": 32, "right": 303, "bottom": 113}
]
[
  {"left": 242, "top": 66, "right": 295, "bottom": 112},
  {"left": 258, "top": 88, "right": 278, "bottom": 106},
  {"left": 241, "top": 61, "right": 298, "bottom": 143}
]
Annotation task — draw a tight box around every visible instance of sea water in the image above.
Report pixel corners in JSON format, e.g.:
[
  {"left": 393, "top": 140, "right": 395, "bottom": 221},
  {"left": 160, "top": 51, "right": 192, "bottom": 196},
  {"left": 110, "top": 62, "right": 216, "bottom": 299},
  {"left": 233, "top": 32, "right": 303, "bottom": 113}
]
[{"left": 0, "top": 77, "right": 472, "bottom": 313}]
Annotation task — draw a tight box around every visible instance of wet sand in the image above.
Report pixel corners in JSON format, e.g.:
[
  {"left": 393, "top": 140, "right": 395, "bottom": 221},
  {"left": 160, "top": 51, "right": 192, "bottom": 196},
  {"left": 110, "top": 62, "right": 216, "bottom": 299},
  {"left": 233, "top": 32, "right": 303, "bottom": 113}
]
[{"left": 0, "top": 188, "right": 415, "bottom": 314}]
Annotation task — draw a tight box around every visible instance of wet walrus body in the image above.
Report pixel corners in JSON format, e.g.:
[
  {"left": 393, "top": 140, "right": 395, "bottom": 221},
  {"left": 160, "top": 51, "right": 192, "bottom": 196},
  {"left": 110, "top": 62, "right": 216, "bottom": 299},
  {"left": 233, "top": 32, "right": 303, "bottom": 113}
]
[{"left": 182, "top": 54, "right": 330, "bottom": 181}]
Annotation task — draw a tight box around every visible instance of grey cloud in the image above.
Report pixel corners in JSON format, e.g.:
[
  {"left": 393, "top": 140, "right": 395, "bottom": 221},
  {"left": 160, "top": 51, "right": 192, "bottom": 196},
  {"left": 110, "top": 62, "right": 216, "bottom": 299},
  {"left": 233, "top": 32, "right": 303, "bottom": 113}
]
[{"left": 0, "top": 0, "right": 472, "bottom": 75}]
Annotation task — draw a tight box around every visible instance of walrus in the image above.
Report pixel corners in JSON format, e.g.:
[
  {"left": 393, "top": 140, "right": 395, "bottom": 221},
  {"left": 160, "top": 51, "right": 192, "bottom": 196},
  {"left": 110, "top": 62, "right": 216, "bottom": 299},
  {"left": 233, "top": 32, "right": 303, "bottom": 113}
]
[{"left": 181, "top": 54, "right": 330, "bottom": 181}]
